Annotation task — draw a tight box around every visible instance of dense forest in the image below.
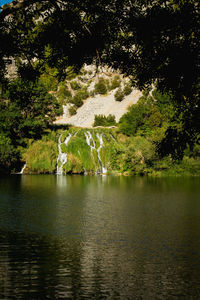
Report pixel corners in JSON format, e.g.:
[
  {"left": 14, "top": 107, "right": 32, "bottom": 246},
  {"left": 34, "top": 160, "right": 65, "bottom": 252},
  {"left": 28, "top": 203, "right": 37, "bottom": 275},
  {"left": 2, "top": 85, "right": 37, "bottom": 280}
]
[{"left": 0, "top": 0, "right": 199, "bottom": 175}]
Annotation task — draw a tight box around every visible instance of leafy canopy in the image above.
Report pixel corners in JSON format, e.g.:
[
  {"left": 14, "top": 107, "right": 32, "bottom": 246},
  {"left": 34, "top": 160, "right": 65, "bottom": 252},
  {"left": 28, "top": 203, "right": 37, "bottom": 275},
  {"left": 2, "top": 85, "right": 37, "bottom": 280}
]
[{"left": 0, "top": 0, "right": 199, "bottom": 161}]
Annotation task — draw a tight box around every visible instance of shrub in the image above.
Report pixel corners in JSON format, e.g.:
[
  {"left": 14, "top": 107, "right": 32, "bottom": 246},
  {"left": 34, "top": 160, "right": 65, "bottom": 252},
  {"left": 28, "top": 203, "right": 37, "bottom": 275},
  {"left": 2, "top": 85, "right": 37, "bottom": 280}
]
[
  {"left": 120, "top": 136, "right": 156, "bottom": 174},
  {"left": 55, "top": 105, "right": 63, "bottom": 116},
  {"left": 71, "top": 89, "right": 89, "bottom": 107},
  {"left": 114, "top": 88, "right": 124, "bottom": 101},
  {"left": 70, "top": 80, "right": 81, "bottom": 90},
  {"left": 0, "top": 133, "right": 19, "bottom": 172},
  {"left": 94, "top": 78, "right": 107, "bottom": 95},
  {"left": 72, "top": 95, "right": 83, "bottom": 107},
  {"left": 65, "top": 66, "right": 77, "bottom": 80},
  {"left": 148, "top": 107, "right": 162, "bottom": 128},
  {"left": 39, "top": 73, "right": 58, "bottom": 91},
  {"left": 123, "top": 83, "right": 132, "bottom": 95},
  {"left": 93, "top": 114, "right": 116, "bottom": 127},
  {"left": 119, "top": 103, "right": 147, "bottom": 135},
  {"left": 69, "top": 106, "right": 77, "bottom": 116},
  {"left": 57, "top": 82, "right": 71, "bottom": 104},
  {"left": 110, "top": 75, "right": 121, "bottom": 90},
  {"left": 192, "top": 143, "right": 200, "bottom": 158}
]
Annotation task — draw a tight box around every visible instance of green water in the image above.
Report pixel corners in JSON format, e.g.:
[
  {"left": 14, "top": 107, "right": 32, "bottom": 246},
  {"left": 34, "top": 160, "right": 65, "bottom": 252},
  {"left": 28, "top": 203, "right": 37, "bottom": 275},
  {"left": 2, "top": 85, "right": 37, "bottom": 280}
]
[{"left": 0, "top": 175, "right": 200, "bottom": 299}]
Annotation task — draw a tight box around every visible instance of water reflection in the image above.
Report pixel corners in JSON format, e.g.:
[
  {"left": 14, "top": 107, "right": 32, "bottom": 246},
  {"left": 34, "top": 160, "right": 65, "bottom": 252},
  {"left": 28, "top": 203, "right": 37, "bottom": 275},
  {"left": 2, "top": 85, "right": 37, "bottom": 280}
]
[{"left": 0, "top": 175, "right": 200, "bottom": 298}]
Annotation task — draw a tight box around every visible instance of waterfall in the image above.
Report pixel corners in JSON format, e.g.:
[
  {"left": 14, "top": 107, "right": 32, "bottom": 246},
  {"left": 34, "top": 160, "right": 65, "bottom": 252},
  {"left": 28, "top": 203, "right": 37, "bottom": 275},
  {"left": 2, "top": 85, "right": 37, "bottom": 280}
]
[
  {"left": 96, "top": 133, "right": 107, "bottom": 174},
  {"left": 19, "top": 163, "right": 26, "bottom": 174},
  {"left": 110, "top": 133, "right": 116, "bottom": 142},
  {"left": 64, "top": 133, "right": 72, "bottom": 147},
  {"left": 57, "top": 133, "right": 72, "bottom": 174},
  {"left": 57, "top": 130, "right": 107, "bottom": 175},
  {"left": 84, "top": 131, "right": 95, "bottom": 150},
  {"left": 84, "top": 131, "right": 107, "bottom": 174}
]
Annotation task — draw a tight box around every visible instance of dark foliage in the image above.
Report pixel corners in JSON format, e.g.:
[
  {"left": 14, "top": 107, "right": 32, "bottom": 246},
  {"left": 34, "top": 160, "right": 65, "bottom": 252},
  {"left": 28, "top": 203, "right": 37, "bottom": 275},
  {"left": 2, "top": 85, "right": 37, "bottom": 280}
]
[
  {"left": 0, "top": 0, "right": 199, "bottom": 163},
  {"left": 0, "top": 78, "right": 60, "bottom": 172}
]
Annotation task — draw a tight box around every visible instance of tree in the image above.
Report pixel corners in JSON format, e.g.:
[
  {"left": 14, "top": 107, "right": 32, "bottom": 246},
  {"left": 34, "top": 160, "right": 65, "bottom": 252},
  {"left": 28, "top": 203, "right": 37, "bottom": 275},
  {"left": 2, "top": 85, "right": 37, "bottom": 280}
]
[
  {"left": 0, "top": 0, "right": 199, "bottom": 159},
  {"left": 0, "top": 78, "right": 60, "bottom": 145},
  {"left": 0, "top": 0, "right": 127, "bottom": 80},
  {"left": 106, "top": 0, "right": 200, "bottom": 158},
  {"left": 0, "top": 132, "right": 19, "bottom": 173}
]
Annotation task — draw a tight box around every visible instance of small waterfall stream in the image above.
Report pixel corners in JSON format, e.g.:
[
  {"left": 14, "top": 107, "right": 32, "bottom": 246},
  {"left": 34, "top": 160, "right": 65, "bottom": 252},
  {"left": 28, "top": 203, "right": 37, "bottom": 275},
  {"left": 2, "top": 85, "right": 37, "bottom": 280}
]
[
  {"left": 96, "top": 133, "right": 107, "bottom": 174},
  {"left": 85, "top": 131, "right": 107, "bottom": 174},
  {"left": 19, "top": 163, "right": 27, "bottom": 174},
  {"left": 57, "top": 133, "right": 72, "bottom": 174},
  {"left": 56, "top": 131, "right": 107, "bottom": 175},
  {"left": 84, "top": 131, "right": 96, "bottom": 150}
]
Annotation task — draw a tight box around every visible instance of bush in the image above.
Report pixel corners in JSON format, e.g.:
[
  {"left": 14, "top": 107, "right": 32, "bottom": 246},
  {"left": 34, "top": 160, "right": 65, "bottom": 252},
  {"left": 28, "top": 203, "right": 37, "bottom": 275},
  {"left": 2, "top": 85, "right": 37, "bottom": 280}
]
[
  {"left": 114, "top": 88, "right": 124, "bottom": 101},
  {"left": 118, "top": 93, "right": 170, "bottom": 136},
  {"left": 94, "top": 78, "right": 107, "bottom": 95},
  {"left": 72, "top": 95, "right": 83, "bottom": 107},
  {"left": 0, "top": 133, "right": 19, "bottom": 173},
  {"left": 70, "top": 80, "right": 81, "bottom": 90},
  {"left": 119, "top": 102, "right": 147, "bottom": 135},
  {"left": 192, "top": 143, "right": 200, "bottom": 158},
  {"left": 57, "top": 82, "right": 72, "bottom": 104},
  {"left": 71, "top": 89, "right": 89, "bottom": 107},
  {"left": 69, "top": 106, "right": 77, "bottom": 116},
  {"left": 65, "top": 66, "right": 77, "bottom": 80},
  {"left": 148, "top": 106, "right": 162, "bottom": 128},
  {"left": 93, "top": 114, "right": 116, "bottom": 127},
  {"left": 39, "top": 73, "right": 58, "bottom": 91},
  {"left": 120, "top": 136, "right": 156, "bottom": 174},
  {"left": 123, "top": 82, "right": 132, "bottom": 95},
  {"left": 110, "top": 75, "right": 121, "bottom": 90}
]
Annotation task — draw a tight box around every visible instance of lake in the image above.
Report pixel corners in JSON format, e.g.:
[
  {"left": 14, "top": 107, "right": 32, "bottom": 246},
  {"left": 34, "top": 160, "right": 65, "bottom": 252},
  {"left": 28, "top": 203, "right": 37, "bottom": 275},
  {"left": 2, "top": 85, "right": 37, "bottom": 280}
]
[{"left": 0, "top": 175, "right": 200, "bottom": 299}]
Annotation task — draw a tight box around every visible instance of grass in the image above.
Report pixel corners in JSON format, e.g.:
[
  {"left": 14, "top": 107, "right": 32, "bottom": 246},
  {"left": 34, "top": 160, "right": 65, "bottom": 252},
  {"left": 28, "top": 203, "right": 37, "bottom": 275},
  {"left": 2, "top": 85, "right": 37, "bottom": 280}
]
[
  {"left": 23, "top": 139, "right": 57, "bottom": 173},
  {"left": 23, "top": 127, "right": 200, "bottom": 176}
]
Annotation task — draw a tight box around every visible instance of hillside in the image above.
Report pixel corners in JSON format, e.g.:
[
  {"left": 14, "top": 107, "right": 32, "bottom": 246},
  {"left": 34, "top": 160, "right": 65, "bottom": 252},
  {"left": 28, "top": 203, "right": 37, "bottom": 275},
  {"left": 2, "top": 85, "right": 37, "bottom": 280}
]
[
  {"left": 54, "top": 65, "right": 142, "bottom": 127},
  {"left": 55, "top": 88, "right": 141, "bottom": 127}
]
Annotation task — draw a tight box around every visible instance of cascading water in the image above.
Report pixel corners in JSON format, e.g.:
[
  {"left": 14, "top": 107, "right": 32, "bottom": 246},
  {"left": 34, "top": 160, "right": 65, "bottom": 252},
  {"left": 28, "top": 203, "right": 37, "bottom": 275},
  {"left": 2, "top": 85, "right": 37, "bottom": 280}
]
[
  {"left": 57, "top": 133, "right": 72, "bottom": 174},
  {"left": 96, "top": 133, "right": 107, "bottom": 174},
  {"left": 19, "top": 163, "right": 27, "bottom": 174},
  {"left": 84, "top": 131, "right": 95, "bottom": 150},
  {"left": 84, "top": 131, "right": 96, "bottom": 168},
  {"left": 84, "top": 131, "right": 107, "bottom": 174},
  {"left": 110, "top": 133, "right": 116, "bottom": 142},
  {"left": 57, "top": 130, "right": 107, "bottom": 175},
  {"left": 64, "top": 133, "right": 72, "bottom": 147}
]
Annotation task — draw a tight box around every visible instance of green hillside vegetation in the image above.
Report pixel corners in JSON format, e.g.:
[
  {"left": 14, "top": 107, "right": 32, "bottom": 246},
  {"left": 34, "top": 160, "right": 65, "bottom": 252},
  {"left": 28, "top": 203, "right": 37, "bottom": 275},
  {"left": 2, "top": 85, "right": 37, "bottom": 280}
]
[
  {"left": 0, "top": 0, "right": 199, "bottom": 175},
  {"left": 0, "top": 65, "right": 199, "bottom": 176},
  {"left": 94, "top": 77, "right": 108, "bottom": 95},
  {"left": 23, "top": 139, "right": 58, "bottom": 174},
  {"left": 93, "top": 115, "right": 116, "bottom": 127},
  {"left": 22, "top": 89, "right": 200, "bottom": 176},
  {"left": 114, "top": 88, "right": 124, "bottom": 102},
  {"left": 22, "top": 126, "right": 200, "bottom": 176}
]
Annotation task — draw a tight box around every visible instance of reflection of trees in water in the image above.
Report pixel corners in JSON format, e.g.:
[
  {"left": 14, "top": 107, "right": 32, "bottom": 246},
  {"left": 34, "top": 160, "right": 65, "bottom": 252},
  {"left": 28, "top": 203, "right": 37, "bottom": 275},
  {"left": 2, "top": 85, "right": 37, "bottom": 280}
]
[
  {"left": 1, "top": 176, "right": 200, "bottom": 298},
  {"left": 0, "top": 231, "right": 83, "bottom": 299}
]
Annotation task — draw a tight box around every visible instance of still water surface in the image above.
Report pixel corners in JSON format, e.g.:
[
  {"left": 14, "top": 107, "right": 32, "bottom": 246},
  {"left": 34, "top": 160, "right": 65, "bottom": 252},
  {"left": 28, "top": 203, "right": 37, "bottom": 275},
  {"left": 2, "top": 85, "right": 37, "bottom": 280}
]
[{"left": 0, "top": 175, "right": 200, "bottom": 299}]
